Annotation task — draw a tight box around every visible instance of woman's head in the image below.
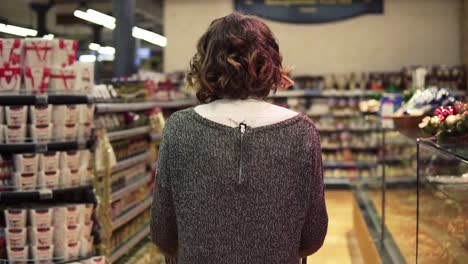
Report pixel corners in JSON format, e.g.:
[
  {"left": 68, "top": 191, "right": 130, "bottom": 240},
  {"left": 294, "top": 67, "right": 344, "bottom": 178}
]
[{"left": 187, "top": 12, "right": 293, "bottom": 103}]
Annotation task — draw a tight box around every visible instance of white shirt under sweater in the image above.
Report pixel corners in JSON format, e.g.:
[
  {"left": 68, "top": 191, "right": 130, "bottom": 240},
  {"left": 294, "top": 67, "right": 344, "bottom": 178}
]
[{"left": 194, "top": 98, "right": 299, "bottom": 128}]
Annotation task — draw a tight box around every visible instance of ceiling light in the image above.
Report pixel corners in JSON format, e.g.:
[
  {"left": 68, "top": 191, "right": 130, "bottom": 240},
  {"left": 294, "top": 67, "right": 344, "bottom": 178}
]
[
  {"left": 0, "top": 23, "right": 38, "bottom": 37},
  {"left": 43, "top": 34, "right": 54, "bottom": 40},
  {"left": 132, "top": 26, "right": 167, "bottom": 47},
  {"left": 98, "top": 46, "right": 115, "bottom": 55},
  {"left": 79, "top": 55, "right": 96, "bottom": 63},
  {"left": 88, "top": 43, "right": 101, "bottom": 51},
  {"left": 74, "top": 9, "right": 115, "bottom": 30},
  {"left": 86, "top": 9, "right": 116, "bottom": 24}
]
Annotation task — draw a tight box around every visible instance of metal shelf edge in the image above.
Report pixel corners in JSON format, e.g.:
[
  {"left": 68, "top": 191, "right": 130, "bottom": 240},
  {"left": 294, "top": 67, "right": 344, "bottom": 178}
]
[
  {"left": 112, "top": 197, "right": 152, "bottom": 231},
  {"left": 107, "top": 126, "right": 151, "bottom": 141},
  {"left": 112, "top": 152, "right": 151, "bottom": 173},
  {"left": 109, "top": 226, "right": 150, "bottom": 263},
  {"left": 111, "top": 176, "right": 152, "bottom": 201}
]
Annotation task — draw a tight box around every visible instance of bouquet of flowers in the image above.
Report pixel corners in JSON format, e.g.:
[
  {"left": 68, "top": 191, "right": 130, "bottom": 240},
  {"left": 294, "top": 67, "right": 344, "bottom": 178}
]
[{"left": 418, "top": 101, "right": 468, "bottom": 138}]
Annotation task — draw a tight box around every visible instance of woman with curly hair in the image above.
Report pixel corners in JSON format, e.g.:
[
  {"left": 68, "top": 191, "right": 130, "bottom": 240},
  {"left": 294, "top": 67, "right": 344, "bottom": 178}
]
[{"left": 151, "top": 12, "right": 327, "bottom": 264}]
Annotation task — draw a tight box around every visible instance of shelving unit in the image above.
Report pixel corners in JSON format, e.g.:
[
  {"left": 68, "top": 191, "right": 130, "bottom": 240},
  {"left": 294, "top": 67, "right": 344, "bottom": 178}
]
[
  {"left": 96, "top": 98, "right": 197, "bottom": 113},
  {"left": 268, "top": 88, "right": 384, "bottom": 188},
  {"left": 112, "top": 151, "right": 151, "bottom": 173},
  {"left": 109, "top": 226, "right": 151, "bottom": 263},
  {"left": 112, "top": 176, "right": 152, "bottom": 201},
  {"left": 94, "top": 94, "right": 197, "bottom": 263},
  {"left": 0, "top": 140, "right": 94, "bottom": 154},
  {"left": 107, "top": 126, "right": 152, "bottom": 141},
  {"left": 0, "top": 93, "right": 93, "bottom": 105},
  {"left": 112, "top": 197, "right": 152, "bottom": 231},
  {"left": 0, "top": 93, "right": 100, "bottom": 263}
]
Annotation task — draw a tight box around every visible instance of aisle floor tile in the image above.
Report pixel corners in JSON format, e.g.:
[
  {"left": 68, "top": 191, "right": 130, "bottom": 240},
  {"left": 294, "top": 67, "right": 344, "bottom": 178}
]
[{"left": 307, "top": 190, "right": 363, "bottom": 264}]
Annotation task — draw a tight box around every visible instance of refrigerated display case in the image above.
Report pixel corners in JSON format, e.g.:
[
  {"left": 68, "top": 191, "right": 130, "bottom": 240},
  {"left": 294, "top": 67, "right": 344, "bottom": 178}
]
[{"left": 416, "top": 139, "right": 468, "bottom": 263}]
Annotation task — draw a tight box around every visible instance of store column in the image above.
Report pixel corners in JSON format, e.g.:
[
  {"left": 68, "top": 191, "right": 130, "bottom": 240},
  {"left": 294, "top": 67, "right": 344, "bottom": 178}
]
[{"left": 112, "top": 0, "right": 137, "bottom": 77}]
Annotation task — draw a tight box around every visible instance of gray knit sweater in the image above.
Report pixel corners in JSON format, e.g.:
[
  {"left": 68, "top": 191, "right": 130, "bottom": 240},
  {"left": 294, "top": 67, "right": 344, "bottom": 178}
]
[{"left": 150, "top": 108, "right": 328, "bottom": 264}]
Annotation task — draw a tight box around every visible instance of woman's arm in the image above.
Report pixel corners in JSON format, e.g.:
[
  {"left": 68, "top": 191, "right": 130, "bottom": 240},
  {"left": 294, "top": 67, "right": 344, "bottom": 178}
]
[
  {"left": 299, "top": 126, "right": 328, "bottom": 257},
  {"left": 150, "top": 124, "right": 178, "bottom": 258}
]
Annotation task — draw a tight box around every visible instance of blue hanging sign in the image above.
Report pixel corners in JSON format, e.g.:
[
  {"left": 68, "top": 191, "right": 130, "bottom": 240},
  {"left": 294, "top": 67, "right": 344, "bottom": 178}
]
[{"left": 234, "top": 0, "right": 384, "bottom": 24}]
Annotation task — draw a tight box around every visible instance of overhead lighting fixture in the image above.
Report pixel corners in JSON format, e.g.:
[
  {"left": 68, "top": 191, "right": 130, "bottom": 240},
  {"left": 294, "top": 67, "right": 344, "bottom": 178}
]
[
  {"left": 88, "top": 43, "right": 101, "bottom": 51},
  {"left": 98, "top": 54, "right": 115, "bottom": 62},
  {"left": 43, "top": 34, "right": 54, "bottom": 40},
  {"left": 98, "top": 46, "right": 115, "bottom": 55},
  {"left": 74, "top": 9, "right": 115, "bottom": 30},
  {"left": 88, "top": 43, "right": 115, "bottom": 55},
  {"left": 132, "top": 26, "right": 167, "bottom": 47},
  {"left": 74, "top": 9, "right": 167, "bottom": 47},
  {"left": 0, "top": 23, "right": 38, "bottom": 37},
  {"left": 78, "top": 55, "right": 96, "bottom": 63}
]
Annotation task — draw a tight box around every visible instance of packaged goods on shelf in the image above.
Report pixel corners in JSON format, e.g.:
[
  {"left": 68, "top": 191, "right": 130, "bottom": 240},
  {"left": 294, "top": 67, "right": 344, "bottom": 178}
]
[
  {"left": 51, "top": 39, "right": 77, "bottom": 68},
  {"left": 75, "top": 62, "right": 94, "bottom": 93},
  {"left": 23, "top": 39, "right": 53, "bottom": 68},
  {"left": 0, "top": 39, "right": 22, "bottom": 67},
  {"left": 50, "top": 66, "right": 77, "bottom": 92},
  {"left": 1, "top": 203, "right": 97, "bottom": 262},
  {"left": 24, "top": 66, "right": 51, "bottom": 94},
  {"left": 0, "top": 66, "right": 21, "bottom": 92}
]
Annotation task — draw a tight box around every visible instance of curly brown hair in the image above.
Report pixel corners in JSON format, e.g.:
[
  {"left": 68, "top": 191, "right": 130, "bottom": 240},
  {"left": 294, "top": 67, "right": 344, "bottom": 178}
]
[{"left": 187, "top": 12, "right": 293, "bottom": 104}]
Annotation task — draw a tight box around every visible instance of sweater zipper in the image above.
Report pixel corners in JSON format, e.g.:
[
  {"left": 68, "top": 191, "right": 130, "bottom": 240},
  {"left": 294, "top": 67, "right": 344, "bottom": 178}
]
[{"left": 238, "top": 123, "right": 246, "bottom": 184}]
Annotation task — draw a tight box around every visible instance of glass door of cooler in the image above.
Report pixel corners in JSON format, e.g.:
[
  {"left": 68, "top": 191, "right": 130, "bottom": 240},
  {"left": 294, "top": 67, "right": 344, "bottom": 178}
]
[{"left": 416, "top": 139, "right": 468, "bottom": 263}]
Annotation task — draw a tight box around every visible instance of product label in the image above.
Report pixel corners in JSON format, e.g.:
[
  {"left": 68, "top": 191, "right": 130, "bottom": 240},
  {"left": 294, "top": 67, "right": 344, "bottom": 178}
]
[
  {"left": 32, "top": 227, "right": 53, "bottom": 246},
  {"left": 41, "top": 171, "right": 59, "bottom": 189},
  {"left": 66, "top": 205, "right": 79, "bottom": 226},
  {"left": 16, "top": 173, "right": 36, "bottom": 190},
  {"left": 30, "top": 208, "right": 52, "bottom": 229},
  {"left": 33, "top": 245, "right": 53, "bottom": 261},
  {"left": 14, "top": 153, "right": 38, "bottom": 174},
  {"left": 7, "top": 246, "right": 28, "bottom": 261},
  {"left": 69, "top": 169, "right": 80, "bottom": 187},
  {"left": 5, "top": 209, "right": 26, "bottom": 228},
  {"left": 6, "top": 106, "right": 26, "bottom": 126},
  {"left": 65, "top": 105, "right": 78, "bottom": 125},
  {"left": 31, "top": 105, "right": 51, "bottom": 125},
  {"left": 67, "top": 242, "right": 80, "bottom": 260},
  {"left": 41, "top": 152, "right": 59, "bottom": 172},
  {"left": 67, "top": 225, "right": 80, "bottom": 244},
  {"left": 7, "top": 126, "right": 25, "bottom": 143},
  {"left": 6, "top": 228, "right": 27, "bottom": 247}
]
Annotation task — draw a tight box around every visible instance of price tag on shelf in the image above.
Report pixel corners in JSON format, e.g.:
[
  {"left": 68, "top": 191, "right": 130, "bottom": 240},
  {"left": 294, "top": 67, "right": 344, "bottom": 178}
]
[
  {"left": 77, "top": 140, "right": 87, "bottom": 149},
  {"left": 35, "top": 94, "right": 48, "bottom": 105},
  {"left": 35, "top": 143, "right": 48, "bottom": 153},
  {"left": 38, "top": 189, "right": 53, "bottom": 200}
]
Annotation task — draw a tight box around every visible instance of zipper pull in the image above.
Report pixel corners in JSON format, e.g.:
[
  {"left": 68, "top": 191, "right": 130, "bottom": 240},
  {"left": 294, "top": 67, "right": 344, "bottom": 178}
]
[
  {"left": 239, "top": 123, "right": 246, "bottom": 134},
  {"left": 238, "top": 122, "right": 246, "bottom": 184}
]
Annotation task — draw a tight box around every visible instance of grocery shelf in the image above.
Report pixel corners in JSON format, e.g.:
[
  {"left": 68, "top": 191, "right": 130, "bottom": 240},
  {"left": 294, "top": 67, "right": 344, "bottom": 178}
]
[
  {"left": 107, "top": 126, "right": 151, "bottom": 141},
  {"left": 321, "top": 146, "right": 378, "bottom": 151},
  {"left": 112, "top": 176, "right": 152, "bottom": 201},
  {"left": 152, "top": 98, "right": 198, "bottom": 108},
  {"left": 112, "top": 197, "right": 152, "bottom": 231},
  {"left": 0, "top": 140, "right": 94, "bottom": 154},
  {"left": 324, "top": 161, "right": 377, "bottom": 168},
  {"left": 96, "top": 98, "right": 197, "bottom": 113},
  {"left": 112, "top": 151, "right": 151, "bottom": 173},
  {"left": 318, "top": 127, "right": 380, "bottom": 133},
  {"left": 0, "top": 93, "right": 93, "bottom": 105},
  {"left": 325, "top": 177, "right": 351, "bottom": 189},
  {"left": 109, "top": 226, "right": 150, "bottom": 263},
  {"left": 269, "top": 89, "right": 377, "bottom": 98},
  {"left": 96, "top": 101, "right": 161, "bottom": 113},
  {"left": 0, "top": 185, "right": 95, "bottom": 204}
]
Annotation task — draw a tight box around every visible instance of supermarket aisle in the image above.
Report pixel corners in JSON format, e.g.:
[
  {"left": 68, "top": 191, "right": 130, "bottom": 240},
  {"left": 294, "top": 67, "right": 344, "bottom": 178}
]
[{"left": 307, "top": 190, "right": 363, "bottom": 264}]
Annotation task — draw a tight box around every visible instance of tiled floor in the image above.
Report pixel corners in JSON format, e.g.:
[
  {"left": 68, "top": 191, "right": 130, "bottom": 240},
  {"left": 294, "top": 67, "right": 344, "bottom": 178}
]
[{"left": 307, "top": 190, "right": 364, "bottom": 264}]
